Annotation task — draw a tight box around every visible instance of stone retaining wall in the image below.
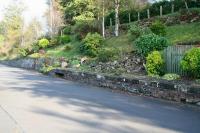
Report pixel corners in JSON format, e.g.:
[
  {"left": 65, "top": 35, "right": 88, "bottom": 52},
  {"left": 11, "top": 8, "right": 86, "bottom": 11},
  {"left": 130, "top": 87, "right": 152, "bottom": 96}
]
[{"left": 1, "top": 58, "right": 200, "bottom": 105}]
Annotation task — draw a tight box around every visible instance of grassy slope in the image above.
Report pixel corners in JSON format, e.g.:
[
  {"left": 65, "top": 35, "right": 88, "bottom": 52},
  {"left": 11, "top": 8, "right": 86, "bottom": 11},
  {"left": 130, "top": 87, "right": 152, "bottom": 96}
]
[
  {"left": 166, "top": 22, "right": 200, "bottom": 44},
  {"left": 46, "top": 38, "right": 82, "bottom": 59},
  {"left": 46, "top": 34, "right": 133, "bottom": 59},
  {"left": 45, "top": 22, "right": 200, "bottom": 59}
]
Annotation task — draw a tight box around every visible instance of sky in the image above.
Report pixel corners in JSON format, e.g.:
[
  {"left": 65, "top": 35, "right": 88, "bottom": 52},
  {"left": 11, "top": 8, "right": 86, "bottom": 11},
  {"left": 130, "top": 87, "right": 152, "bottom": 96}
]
[{"left": 0, "top": 0, "right": 48, "bottom": 29}]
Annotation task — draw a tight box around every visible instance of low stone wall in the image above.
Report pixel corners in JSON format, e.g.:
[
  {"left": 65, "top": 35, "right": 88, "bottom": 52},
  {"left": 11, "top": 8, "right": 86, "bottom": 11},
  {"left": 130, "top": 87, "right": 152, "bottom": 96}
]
[
  {"left": 1, "top": 58, "right": 200, "bottom": 105},
  {"left": 50, "top": 69, "right": 200, "bottom": 105},
  {"left": 1, "top": 58, "right": 56, "bottom": 71}
]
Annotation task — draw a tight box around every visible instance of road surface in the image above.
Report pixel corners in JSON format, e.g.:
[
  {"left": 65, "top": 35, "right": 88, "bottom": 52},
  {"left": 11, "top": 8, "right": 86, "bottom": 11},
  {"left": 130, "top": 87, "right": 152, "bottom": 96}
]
[{"left": 0, "top": 64, "right": 200, "bottom": 133}]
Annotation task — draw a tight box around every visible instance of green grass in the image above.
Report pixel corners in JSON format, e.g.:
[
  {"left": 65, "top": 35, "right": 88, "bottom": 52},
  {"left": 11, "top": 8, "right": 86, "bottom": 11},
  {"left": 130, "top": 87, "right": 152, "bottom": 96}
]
[
  {"left": 166, "top": 22, "right": 200, "bottom": 44},
  {"left": 45, "top": 34, "right": 133, "bottom": 59},
  {"left": 103, "top": 34, "right": 133, "bottom": 53},
  {"left": 46, "top": 38, "right": 82, "bottom": 59},
  {"left": 42, "top": 21, "right": 200, "bottom": 60}
]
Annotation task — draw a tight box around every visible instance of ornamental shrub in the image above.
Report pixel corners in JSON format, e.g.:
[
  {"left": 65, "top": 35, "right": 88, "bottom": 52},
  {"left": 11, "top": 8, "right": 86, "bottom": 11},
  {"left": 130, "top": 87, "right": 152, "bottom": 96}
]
[
  {"left": 63, "top": 26, "right": 71, "bottom": 35},
  {"left": 59, "top": 35, "right": 71, "bottom": 44},
  {"left": 129, "top": 24, "right": 142, "bottom": 39},
  {"left": 181, "top": 48, "right": 200, "bottom": 78},
  {"left": 18, "top": 48, "right": 29, "bottom": 57},
  {"left": 50, "top": 36, "right": 60, "bottom": 46},
  {"left": 146, "top": 51, "right": 164, "bottom": 76},
  {"left": 150, "top": 20, "right": 166, "bottom": 36},
  {"left": 135, "top": 34, "right": 169, "bottom": 57},
  {"left": 80, "top": 33, "right": 103, "bottom": 57},
  {"left": 38, "top": 38, "right": 50, "bottom": 48}
]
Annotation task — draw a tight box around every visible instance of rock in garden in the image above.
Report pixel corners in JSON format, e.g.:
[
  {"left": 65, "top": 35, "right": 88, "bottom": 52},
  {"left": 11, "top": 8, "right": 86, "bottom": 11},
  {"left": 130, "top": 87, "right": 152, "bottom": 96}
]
[{"left": 61, "top": 62, "right": 68, "bottom": 68}]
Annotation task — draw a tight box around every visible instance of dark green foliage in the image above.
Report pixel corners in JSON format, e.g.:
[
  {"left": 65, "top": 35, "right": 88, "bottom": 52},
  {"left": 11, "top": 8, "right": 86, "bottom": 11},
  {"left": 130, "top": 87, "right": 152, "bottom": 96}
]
[
  {"left": 129, "top": 24, "right": 142, "bottom": 39},
  {"left": 73, "top": 22, "right": 101, "bottom": 40},
  {"left": 181, "top": 48, "right": 200, "bottom": 78},
  {"left": 150, "top": 20, "right": 166, "bottom": 36},
  {"left": 97, "top": 48, "right": 118, "bottom": 62},
  {"left": 135, "top": 34, "right": 169, "bottom": 57},
  {"left": 105, "top": 0, "right": 200, "bottom": 26},
  {"left": 64, "top": 44, "right": 72, "bottom": 51},
  {"left": 80, "top": 33, "right": 103, "bottom": 57},
  {"left": 63, "top": 26, "right": 71, "bottom": 35},
  {"left": 59, "top": 35, "right": 71, "bottom": 44},
  {"left": 146, "top": 51, "right": 164, "bottom": 76}
]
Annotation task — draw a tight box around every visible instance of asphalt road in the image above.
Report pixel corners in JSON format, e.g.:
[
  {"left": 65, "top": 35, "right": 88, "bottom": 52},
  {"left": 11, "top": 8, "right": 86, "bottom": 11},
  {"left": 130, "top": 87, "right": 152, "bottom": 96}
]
[{"left": 0, "top": 64, "right": 200, "bottom": 133}]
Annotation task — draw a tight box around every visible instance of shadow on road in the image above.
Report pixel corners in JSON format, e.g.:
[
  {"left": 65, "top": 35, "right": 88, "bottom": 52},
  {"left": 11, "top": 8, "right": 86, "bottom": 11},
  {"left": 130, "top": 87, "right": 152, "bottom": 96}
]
[{"left": 0, "top": 65, "right": 200, "bottom": 133}]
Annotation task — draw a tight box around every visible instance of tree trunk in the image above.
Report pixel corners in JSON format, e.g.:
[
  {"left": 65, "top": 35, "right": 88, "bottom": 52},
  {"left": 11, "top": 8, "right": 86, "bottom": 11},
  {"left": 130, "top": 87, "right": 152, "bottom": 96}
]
[
  {"left": 102, "top": 0, "right": 105, "bottom": 38},
  {"left": 184, "top": 0, "right": 189, "bottom": 11},
  {"left": 115, "top": 0, "right": 119, "bottom": 37}
]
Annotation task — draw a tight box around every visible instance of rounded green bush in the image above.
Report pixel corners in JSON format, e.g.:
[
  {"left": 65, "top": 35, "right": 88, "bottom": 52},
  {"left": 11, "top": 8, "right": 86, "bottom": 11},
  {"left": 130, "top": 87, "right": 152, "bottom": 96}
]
[
  {"left": 129, "top": 24, "right": 142, "bottom": 39},
  {"left": 59, "top": 35, "right": 71, "bottom": 44},
  {"left": 150, "top": 20, "right": 166, "bottom": 36},
  {"left": 146, "top": 51, "right": 164, "bottom": 76},
  {"left": 80, "top": 33, "right": 103, "bottom": 57},
  {"left": 135, "top": 34, "right": 169, "bottom": 57},
  {"left": 181, "top": 48, "right": 200, "bottom": 78},
  {"left": 38, "top": 38, "right": 50, "bottom": 48}
]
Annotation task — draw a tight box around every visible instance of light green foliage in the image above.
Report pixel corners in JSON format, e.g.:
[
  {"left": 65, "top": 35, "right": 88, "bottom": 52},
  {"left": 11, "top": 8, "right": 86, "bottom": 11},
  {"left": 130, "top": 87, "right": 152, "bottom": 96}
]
[
  {"left": 70, "top": 59, "right": 80, "bottom": 68},
  {"left": 0, "top": 35, "right": 4, "bottom": 44},
  {"left": 38, "top": 38, "right": 50, "bottom": 48},
  {"left": 80, "top": 32, "right": 103, "bottom": 57},
  {"left": 62, "top": 0, "right": 96, "bottom": 23},
  {"left": 181, "top": 48, "right": 200, "bottom": 78},
  {"left": 135, "top": 34, "right": 169, "bottom": 57},
  {"left": 18, "top": 48, "right": 28, "bottom": 57},
  {"left": 146, "top": 51, "right": 164, "bottom": 76},
  {"left": 162, "top": 73, "right": 180, "bottom": 80},
  {"left": 73, "top": 11, "right": 95, "bottom": 23},
  {"left": 29, "top": 53, "right": 41, "bottom": 58},
  {"left": 150, "top": 20, "right": 166, "bottom": 36},
  {"left": 97, "top": 48, "right": 119, "bottom": 62},
  {"left": 40, "top": 65, "right": 55, "bottom": 74},
  {"left": 59, "top": 35, "right": 71, "bottom": 44}
]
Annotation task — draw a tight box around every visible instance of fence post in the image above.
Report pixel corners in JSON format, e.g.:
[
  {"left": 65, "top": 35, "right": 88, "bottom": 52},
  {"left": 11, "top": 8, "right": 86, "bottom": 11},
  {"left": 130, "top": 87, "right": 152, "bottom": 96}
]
[
  {"left": 147, "top": 9, "right": 150, "bottom": 19},
  {"left": 171, "top": 4, "right": 174, "bottom": 13},
  {"left": 160, "top": 6, "right": 163, "bottom": 17},
  {"left": 128, "top": 13, "right": 131, "bottom": 23},
  {"left": 110, "top": 18, "right": 112, "bottom": 27},
  {"left": 138, "top": 12, "right": 140, "bottom": 21}
]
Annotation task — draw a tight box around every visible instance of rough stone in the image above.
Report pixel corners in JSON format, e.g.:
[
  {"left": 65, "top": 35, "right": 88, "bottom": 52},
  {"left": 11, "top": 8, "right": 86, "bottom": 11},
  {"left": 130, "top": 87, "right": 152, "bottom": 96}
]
[{"left": 61, "top": 62, "right": 68, "bottom": 68}]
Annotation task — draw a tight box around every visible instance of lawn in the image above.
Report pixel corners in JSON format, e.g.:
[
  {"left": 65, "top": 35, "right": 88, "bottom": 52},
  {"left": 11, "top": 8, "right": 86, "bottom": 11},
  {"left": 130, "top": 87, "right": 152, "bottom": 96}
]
[
  {"left": 46, "top": 38, "right": 82, "bottom": 59},
  {"left": 166, "top": 22, "right": 200, "bottom": 44}
]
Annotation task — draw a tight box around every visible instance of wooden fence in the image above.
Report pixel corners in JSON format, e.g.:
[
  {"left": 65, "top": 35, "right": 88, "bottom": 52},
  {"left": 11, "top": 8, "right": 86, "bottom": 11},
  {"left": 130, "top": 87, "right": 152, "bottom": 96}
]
[{"left": 163, "top": 45, "right": 193, "bottom": 75}]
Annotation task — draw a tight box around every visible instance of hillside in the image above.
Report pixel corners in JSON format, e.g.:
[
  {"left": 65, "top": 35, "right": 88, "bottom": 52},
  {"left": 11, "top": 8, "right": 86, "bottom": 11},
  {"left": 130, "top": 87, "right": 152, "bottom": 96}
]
[{"left": 44, "top": 22, "right": 200, "bottom": 60}]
